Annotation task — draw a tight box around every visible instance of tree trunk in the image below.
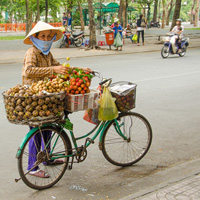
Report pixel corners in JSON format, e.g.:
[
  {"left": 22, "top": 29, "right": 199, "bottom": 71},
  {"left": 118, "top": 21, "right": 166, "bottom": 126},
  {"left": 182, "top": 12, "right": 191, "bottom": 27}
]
[
  {"left": 119, "top": 0, "right": 123, "bottom": 24},
  {"left": 166, "top": 0, "right": 174, "bottom": 25},
  {"left": 122, "top": 0, "right": 126, "bottom": 28},
  {"left": 35, "top": 0, "right": 40, "bottom": 23},
  {"left": 170, "top": 0, "right": 181, "bottom": 30},
  {"left": 45, "top": 0, "right": 48, "bottom": 23},
  {"left": 125, "top": 0, "right": 128, "bottom": 27},
  {"left": 147, "top": 3, "right": 151, "bottom": 23},
  {"left": 191, "top": 0, "right": 195, "bottom": 24},
  {"left": 158, "top": 0, "right": 161, "bottom": 22},
  {"left": 78, "top": 0, "right": 84, "bottom": 31},
  {"left": 25, "top": 0, "right": 32, "bottom": 36},
  {"left": 161, "top": 0, "right": 166, "bottom": 29},
  {"left": 87, "top": 0, "right": 97, "bottom": 48},
  {"left": 10, "top": 0, "right": 13, "bottom": 23},
  {"left": 194, "top": 0, "right": 199, "bottom": 27},
  {"left": 142, "top": 8, "right": 146, "bottom": 19},
  {"left": 153, "top": 0, "right": 158, "bottom": 22}
]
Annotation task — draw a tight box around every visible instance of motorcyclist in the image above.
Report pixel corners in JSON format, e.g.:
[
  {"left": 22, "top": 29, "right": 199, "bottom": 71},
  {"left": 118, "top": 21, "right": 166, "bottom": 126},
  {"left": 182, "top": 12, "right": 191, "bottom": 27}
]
[{"left": 170, "top": 19, "right": 184, "bottom": 53}]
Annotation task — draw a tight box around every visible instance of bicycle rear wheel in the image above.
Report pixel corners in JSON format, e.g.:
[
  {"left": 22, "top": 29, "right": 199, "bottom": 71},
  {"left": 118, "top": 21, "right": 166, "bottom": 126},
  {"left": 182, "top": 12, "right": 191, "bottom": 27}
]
[
  {"left": 102, "top": 112, "right": 152, "bottom": 166},
  {"left": 18, "top": 126, "right": 71, "bottom": 190}
]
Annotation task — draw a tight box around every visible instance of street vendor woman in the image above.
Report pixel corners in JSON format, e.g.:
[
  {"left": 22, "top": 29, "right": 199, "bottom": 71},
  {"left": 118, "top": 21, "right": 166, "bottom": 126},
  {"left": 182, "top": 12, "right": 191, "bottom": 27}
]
[{"left": 22, "top": 21, "right": 91, "bottom": 178}]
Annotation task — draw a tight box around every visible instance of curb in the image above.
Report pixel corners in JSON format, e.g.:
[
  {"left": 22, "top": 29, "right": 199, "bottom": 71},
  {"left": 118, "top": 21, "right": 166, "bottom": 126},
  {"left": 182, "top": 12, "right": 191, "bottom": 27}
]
[{"left": 0, "top": 44, "right": 199, "bottom": 65}]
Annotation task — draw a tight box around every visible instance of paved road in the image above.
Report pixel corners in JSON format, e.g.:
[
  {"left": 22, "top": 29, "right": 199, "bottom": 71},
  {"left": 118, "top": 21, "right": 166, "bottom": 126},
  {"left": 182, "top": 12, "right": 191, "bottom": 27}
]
[{"left": 0, "top": 49, "right": 200, "bottom": 200}]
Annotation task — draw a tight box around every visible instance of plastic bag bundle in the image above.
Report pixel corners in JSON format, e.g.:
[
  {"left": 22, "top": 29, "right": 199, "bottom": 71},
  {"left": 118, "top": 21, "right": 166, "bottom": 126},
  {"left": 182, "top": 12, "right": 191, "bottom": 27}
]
[
  {"left": 98, "top": 87, "right": 119, "bottom": 121},
  {"left": 114, "top": 32, "right": 123, "bottom": 47},
  {"left": 132, "top": 34, "right": 138, "bottom": 41},
  {"left": 83, "top": 108, "right": 99, "bottom": 125}
]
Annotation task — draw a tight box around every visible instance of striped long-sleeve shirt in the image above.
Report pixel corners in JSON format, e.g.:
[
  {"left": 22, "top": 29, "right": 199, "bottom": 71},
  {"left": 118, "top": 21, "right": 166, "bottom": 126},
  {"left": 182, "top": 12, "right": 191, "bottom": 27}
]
[{"left": 22, "top": 46, "right": 60, "bottom": 85}]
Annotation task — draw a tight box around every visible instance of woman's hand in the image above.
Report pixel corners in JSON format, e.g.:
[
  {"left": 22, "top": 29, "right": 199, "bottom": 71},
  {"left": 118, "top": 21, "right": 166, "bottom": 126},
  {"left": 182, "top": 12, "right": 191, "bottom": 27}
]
[{"left": 53, "top": 65, "right": 69, "bottom": 74}]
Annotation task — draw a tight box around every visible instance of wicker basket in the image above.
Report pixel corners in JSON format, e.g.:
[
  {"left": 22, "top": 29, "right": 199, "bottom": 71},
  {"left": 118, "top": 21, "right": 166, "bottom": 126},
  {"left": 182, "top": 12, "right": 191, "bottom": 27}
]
[
  {"left": 2, "top": 92, "right": 65, "bottom": 126},
  {"left": 110, "top": 81, "right": 137, "bottom": 113}
]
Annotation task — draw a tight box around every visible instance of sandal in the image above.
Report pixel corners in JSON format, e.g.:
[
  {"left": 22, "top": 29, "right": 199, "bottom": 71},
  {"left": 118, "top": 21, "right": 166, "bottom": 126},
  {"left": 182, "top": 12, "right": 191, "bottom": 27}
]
[{"left": 29, "top": 170, "right": 50, "bottom": 178}]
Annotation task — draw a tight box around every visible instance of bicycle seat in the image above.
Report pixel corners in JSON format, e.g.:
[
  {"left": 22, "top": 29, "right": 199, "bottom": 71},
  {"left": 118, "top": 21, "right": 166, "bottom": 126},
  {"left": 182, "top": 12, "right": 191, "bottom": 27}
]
[{"left": 73, "top": 32, "right": 84, "bottom": 37}]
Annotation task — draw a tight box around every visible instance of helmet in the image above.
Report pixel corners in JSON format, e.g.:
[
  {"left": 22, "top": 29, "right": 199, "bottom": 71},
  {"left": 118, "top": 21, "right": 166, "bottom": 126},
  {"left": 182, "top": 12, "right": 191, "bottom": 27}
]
[{"left": 176, "top": 19, "right": 182, "bottom": 22}]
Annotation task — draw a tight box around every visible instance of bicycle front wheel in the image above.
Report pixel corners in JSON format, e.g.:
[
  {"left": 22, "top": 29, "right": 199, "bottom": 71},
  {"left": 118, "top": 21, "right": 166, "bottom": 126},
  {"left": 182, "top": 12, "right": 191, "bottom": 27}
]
[
  {"left": 18, "top": 126, "right": 71, "bottom": 190},
  {"left": 102, "top": 112, "right": 152, "bottom": 166}
]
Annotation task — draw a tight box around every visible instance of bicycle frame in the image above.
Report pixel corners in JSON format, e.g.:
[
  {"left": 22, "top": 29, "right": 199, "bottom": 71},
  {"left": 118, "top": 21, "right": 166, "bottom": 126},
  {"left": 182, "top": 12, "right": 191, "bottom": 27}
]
[{"left": 16, "top": 116, "right": 128, "bottom": 159}]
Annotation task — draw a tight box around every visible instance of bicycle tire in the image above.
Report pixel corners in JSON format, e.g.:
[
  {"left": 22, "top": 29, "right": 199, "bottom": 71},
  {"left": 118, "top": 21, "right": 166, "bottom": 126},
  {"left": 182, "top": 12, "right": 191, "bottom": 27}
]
[
  {"left": 101, "top": 112, "right": 152, "bottom": 167},
  {"left": 18, "top": 126, "right": 71, "bottom": 190}
]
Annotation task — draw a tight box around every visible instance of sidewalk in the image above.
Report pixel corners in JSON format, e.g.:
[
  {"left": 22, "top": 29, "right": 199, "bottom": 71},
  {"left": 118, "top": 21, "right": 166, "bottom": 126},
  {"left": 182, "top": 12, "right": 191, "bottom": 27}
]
[
  {"left": 0, "top": 33, "right": 200, "bottom": 64},
  {"left": 139, "top": 174, "right": 200, "bottom": 200},
  {"left": 119, "top": 158, "right": 200, "bottom": 200}
]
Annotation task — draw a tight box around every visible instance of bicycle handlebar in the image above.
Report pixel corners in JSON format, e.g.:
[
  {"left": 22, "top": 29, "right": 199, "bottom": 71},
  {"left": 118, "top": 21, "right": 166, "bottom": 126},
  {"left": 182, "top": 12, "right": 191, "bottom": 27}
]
[
  {"left": 91, "top": 71, "right": 112, "bottom": 87},
  {"left": 99, "top": 78, "right": 112, "bottom": 87}
]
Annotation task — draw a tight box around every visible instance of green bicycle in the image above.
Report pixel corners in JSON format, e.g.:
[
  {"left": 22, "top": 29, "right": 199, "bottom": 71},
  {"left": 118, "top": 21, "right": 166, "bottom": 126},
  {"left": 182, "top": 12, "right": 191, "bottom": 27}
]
[{"left": 15, "top": 73, "right": 152, "bottom": 190}]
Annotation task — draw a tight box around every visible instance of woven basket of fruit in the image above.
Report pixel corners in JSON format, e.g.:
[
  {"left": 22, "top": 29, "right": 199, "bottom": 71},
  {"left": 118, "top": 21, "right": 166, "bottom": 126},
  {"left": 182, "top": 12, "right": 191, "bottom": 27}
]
[
  {"left": 2, "top": 84, "right": 65, "bottom": 126},
  {"left": 110, "top": 81, "right": 137, "bottom": 113}
]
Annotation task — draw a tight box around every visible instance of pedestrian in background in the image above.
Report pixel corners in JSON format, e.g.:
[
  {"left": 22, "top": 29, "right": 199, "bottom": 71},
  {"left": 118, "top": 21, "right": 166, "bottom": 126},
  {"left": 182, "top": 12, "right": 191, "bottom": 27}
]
[
  {"left": 106, "top": 14, "right": 110, "bottom": 26},
  {"left": 136, "top": 14, "right": 146, "bottom": 46},
  {"left": 125, "top": 24, "right": 134, "bottom": 43},
  {"left": 113, "top": 22, "right": 123, "bottom": 51},
  {"left": 62, "top": 13, "right": 67, "bottom": 26},
  {"left": 68, "top": 13, "right": 72, "bottom": 29}
]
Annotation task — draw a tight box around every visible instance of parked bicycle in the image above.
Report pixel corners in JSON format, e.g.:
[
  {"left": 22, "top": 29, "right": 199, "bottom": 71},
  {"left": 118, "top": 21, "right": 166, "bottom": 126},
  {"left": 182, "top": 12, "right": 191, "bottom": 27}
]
[{"left": 13, "top": 71, "right": 152, "bottom": 190}]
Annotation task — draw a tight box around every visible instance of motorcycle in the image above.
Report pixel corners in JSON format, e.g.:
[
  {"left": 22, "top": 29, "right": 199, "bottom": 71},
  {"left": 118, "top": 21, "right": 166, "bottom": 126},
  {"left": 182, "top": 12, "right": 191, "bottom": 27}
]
[
  {"left": 60, "top": 27, "right": 84, "bottom": 48},
  {"left": 149, "top": 21, "right": 160, "bottom": 28},
  {"left": 161, "top": 33, "right": 189, "bottom": 59}
]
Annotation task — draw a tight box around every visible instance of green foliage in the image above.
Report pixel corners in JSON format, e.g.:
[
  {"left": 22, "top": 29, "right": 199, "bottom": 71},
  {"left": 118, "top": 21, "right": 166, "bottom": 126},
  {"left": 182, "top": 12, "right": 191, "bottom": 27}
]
[
  {"left": 72, "top": 10, "right": 81, "bottom": 26},
  {"left": 1, "top": 0, "right": 62, "bottom": 23},
  {"left": 0, "top": 36, "right": 25, "bottom": 40},
  {"left": 180, "top": 0, "right": 192, "bottom": 21}
]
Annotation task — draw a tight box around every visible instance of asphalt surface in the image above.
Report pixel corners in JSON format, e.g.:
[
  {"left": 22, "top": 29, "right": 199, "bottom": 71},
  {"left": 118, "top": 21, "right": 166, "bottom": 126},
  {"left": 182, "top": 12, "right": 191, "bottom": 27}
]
[{"left": 0, "top": 49, "right": 200, "bottom": 200}]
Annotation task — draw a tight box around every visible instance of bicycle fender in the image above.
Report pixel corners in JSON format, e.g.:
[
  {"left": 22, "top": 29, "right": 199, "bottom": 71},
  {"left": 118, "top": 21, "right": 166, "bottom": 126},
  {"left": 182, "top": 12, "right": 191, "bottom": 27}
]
[{"left": 16, "top": 124, "right": 57, "bottom": 159}]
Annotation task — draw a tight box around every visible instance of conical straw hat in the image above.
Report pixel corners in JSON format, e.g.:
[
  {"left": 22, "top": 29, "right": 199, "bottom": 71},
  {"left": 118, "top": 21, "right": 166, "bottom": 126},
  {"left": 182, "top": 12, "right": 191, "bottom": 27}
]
[{"left": 24, "top": 21, "right": 63, "bottom": 45}]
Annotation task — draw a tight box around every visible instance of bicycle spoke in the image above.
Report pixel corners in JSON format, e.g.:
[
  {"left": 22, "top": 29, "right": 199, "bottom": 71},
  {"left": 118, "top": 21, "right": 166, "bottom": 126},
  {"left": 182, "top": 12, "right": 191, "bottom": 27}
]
[
  {"left": 18, "top": 126, "right": 70, "bottom": 190},
  {"left": 102, "top": 113, "right": 152, "bottom": 166}
]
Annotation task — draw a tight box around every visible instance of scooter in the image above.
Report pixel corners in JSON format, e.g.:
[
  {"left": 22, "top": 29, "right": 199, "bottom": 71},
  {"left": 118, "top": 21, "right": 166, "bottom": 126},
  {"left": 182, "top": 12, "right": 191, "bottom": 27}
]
[
  {"left": 161, "top": 33, "right": 189, "bottom": 59},
  {"left": 149, "top": 21, "right": 160, "bottom": 28},
  {"left": 60, "top": 27, "right": 84, "bottom": 48}
]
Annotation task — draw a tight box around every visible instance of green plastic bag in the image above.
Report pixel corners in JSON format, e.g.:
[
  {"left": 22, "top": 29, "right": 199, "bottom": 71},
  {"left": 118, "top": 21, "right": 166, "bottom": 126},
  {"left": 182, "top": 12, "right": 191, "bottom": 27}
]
[
  {"left": 114, "top": 32, "right": 123, "bottom": 47},
  {"left": 132, "top": 34, "right": 138, "bottom": 41},
  {"left": 98, "top": 87, "right": 119, "bottom": 121}
]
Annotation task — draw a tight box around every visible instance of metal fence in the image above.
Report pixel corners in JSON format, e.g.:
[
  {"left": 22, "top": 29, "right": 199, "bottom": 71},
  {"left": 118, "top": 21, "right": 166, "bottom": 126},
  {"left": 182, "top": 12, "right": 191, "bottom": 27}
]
[{"left": 0, "top": 23, "right": 62, "bottom": 32}]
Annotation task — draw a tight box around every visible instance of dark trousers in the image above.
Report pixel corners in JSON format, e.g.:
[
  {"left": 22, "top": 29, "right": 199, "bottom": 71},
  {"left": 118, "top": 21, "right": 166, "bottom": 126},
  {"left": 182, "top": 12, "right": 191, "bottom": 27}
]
[
  {"left": 177, "top": 36, "right": 182, "bottom": 49},
  {"left": 137, "top": 30, "right": 144, "bottom": 43}
]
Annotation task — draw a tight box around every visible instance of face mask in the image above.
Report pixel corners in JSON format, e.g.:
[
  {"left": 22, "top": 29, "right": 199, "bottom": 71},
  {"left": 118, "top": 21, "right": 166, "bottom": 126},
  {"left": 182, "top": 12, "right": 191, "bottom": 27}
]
[{"left": 29, "top": 34, "right": 56, "bottom": 55}]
